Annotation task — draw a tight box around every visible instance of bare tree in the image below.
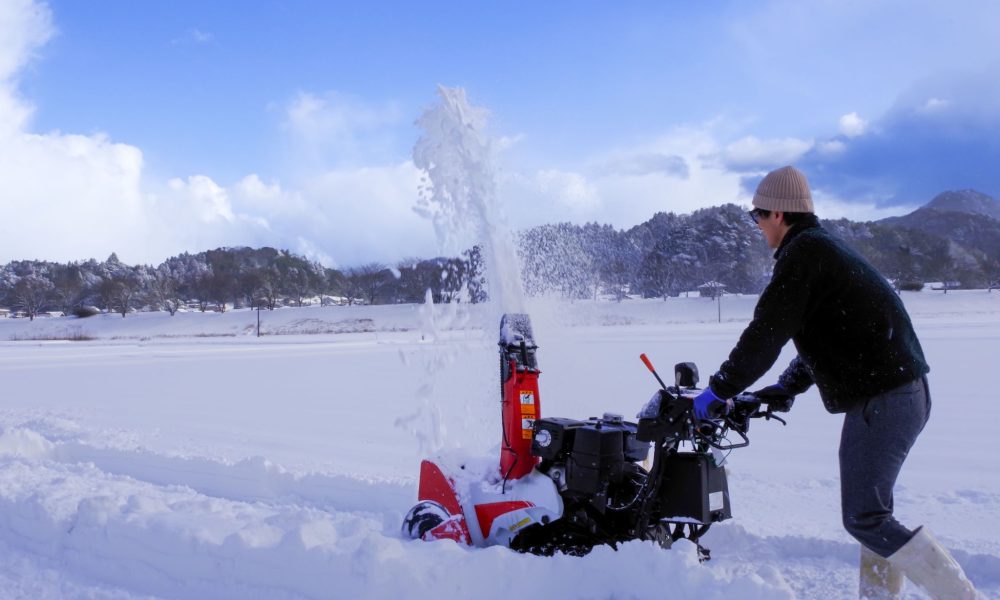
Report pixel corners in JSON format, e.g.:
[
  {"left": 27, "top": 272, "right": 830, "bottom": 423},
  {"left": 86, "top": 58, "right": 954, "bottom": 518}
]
[
  {"left": 107, "top": 274, "right": 141, "bottom": 317},
  {"left": 205, "top": 272, "right": 233, "bottom": 312},
  {"left": 282, "top": 267, "right": 312, "bottom": 307},
  {"left": 238, "top": 268, "right": 267, "bottom": 310},
  {"left": 50, "top": 264, "right": 85, "bottom": 312},
  {"left": 341, "top": 272, "right": 363, "bottom": 306},
  {"left": 323, "top": 268, "right": 345, "bottom": 305},
  {"left": 97, "top": 277, "right": 119, "bottom": 313},
  {"left": 191, "top": 271, "right": 214, "bottom": 312},
  {"left": 150, "top": 266, "right": 181, "bottom": 315},
  {"left": 344, "top": 263, "right": 391, "bottom": 305},
  {"left": 13, "top": 275, "right": 54, "bottom": 320},
  {"left": 260, "top": 275, "right": 279, "bottom": 310},
  {"left": 981, "top": 256, "right": 1000, "bottom": 293}
]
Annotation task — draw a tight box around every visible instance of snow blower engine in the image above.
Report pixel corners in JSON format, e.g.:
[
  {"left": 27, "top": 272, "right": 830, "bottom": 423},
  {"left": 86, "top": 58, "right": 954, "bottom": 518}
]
[{"left": 402, "top": 313, "right": 788, "bottom": 559}]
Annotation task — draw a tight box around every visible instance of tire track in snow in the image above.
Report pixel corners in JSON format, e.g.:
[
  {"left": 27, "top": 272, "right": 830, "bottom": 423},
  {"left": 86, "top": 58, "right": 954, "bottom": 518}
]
[
  {"left": 0, "top": 457, "right": 391, "bottom": 599},
  {"left": 0, "top": 425, "right": 413, "bottom": 522},
  {"left": 52, "top": 442, "right": 414, "bottom": 522}
]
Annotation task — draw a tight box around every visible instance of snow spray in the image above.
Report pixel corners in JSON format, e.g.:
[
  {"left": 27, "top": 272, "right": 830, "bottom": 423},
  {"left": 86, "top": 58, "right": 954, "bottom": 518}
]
[
  {"left": 412, "top": 85, "right": 527, "bottom": 318},
  {"left": 396, "top": 86, "right": 528, "bottom": 455}
]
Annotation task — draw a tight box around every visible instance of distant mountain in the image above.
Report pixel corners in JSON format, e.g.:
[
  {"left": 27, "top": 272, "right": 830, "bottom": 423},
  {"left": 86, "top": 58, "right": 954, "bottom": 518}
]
[
  {"left": 877, "top": 190, "right": 1000, "bottom": 264},
  {"left": 925, "top": 189, "right": 1000, "bottom": 221},
  {"left": 881, "top": 190, "right": 1000, "bottom": 228}
]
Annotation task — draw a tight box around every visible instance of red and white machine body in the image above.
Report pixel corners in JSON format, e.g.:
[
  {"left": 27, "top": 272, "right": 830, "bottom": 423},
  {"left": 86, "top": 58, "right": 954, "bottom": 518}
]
[{"left": 403, "top": 314, "right": 564, "bottom": 547}]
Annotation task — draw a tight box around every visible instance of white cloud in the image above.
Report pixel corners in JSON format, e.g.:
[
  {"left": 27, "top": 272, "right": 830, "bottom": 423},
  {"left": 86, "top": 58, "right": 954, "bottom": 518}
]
[
  {"left": 297, "top": 163, "right": 435, "bottom": 266},
  {"left": 817, "top": 139, "right": 847, "bottom": 155},
  {"left": 0, "top": 0, "right": 52, "bottom": 133},
  {"left": 594, "top": 152, "right": 689, "bottom": 178},
  {"left": 167, "top": 175, "right": 236, "bottom": 223},
  {"left": 495, "top": 133, "right": 525, "bottom": 152},
  {"left": 149, "top": 164, "right": 434, "bottom": 268},
  {"left": 0, "top": 127, "right": 153, "bottom": 262},
  {"left": 146, "top": 162, "right": 436, "bottom": 269},
  {"left": 170, "top": 28, "right": 214, "bottom": 45},
  {"left": 720, "top": 135, "right": 814, "bottom": 170},
  {"left": 811, "top": 189, "right": 911, "bottom": 222},
  {"left": 838, "top": 112, "right": 868, "bottom": 137},
  {"left": 0, "top": 1, "right": 436, "bottom": 268},
  {"left": 0, "top": 1, "right": 160, "bottom": 262},
  {"left": 149, "top": 176, "right": 266, "bottom": 259},
  {"left": 233, "top": 174, "right": 288, "bottom": 210},
  {"left": 0, "top": 0, "right": 925, "bottom": 269},
  {"left": 189, "top": 28, "right": 213, "bottom": 44},
  {"left": 283, "top": 91, "right": 404, "bottom": 166},
  {"left": 534, "top": 170, "right": 600, "bottom": 213},
  {"left": 499, "top": 127, "right": 748, "bottom": 230},
  {"left": 918, "top": 97, "right": 950, "bottom": 113},
  {"left": 0, "top": 0, "right": 51, "bottom": 80}
]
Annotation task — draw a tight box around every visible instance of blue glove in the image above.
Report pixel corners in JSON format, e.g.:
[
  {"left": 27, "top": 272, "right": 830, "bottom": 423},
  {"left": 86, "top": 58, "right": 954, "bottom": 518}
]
[{"left": 693, "top": 387, "right": 729, "bottom": 420}]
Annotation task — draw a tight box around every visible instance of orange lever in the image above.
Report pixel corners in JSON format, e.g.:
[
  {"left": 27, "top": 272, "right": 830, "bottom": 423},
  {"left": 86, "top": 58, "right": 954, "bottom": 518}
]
[{"left": 640, "top": 353, "right": 669, "bottom": 390}]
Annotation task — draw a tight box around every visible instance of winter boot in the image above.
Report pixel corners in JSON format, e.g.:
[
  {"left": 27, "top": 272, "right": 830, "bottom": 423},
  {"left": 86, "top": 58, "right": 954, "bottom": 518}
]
[
  {"left": 888, "top": 526, "right": 980, "bottom": 600},
  {"left": 859, "top": 545, "right": 902, "bottom": 599}
]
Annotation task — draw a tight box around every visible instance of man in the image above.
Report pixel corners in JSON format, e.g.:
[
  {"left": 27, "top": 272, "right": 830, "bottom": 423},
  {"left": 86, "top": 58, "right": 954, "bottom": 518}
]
[{"left": 692, "top": 166, "right": 979, "bottom": 599}]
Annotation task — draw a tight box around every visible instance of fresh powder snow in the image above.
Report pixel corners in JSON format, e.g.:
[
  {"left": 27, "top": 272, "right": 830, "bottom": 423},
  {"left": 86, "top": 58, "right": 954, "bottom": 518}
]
[{"left": 0, "top": 291, "right": 997, "bottom": 599}]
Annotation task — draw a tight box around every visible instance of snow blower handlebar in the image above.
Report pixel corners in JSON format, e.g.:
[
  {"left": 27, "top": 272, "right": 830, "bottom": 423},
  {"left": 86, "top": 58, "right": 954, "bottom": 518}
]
[{"left": 638, "top": 355, "right": 787, "bottom": 451}]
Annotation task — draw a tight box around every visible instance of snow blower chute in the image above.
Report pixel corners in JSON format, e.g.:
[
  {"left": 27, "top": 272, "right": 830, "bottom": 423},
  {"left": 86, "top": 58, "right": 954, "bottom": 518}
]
[{"left": 402, "top": 313, "right": 789, "bottom": 558}]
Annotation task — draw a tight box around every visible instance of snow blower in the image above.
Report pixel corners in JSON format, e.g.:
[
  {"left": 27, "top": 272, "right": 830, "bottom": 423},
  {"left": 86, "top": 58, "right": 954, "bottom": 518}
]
[{"left": 402, "top": 313, "right": 788, "bottom": 558}]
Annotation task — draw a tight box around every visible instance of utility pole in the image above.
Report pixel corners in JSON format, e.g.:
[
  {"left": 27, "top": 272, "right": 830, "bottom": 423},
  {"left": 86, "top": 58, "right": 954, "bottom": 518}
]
[{"left": 257, "top": 305, "right": 261, "bottom": 337}]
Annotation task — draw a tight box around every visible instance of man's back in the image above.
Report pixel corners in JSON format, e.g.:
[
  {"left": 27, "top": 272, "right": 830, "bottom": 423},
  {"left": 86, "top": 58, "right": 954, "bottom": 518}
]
[{"left": 774, "top": 223, "right": 929, "bottom": 411}]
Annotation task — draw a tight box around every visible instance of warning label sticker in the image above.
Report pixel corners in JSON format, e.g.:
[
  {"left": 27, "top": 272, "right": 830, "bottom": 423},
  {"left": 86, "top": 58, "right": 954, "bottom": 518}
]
[{"left": 520, "top": 391, "right": 535, "bottom": 404}]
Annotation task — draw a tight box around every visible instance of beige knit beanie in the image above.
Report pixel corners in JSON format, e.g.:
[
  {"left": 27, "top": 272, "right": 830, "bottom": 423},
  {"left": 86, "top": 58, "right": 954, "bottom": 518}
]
[{"left": 752, "top": 165, "right": 814, "bottom": 213}]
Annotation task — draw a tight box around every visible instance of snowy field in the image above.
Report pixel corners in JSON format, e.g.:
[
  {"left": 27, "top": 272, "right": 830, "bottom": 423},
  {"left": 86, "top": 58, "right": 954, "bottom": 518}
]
[{"left": 0, "top": 291, "right": 998, "bottom": 599}]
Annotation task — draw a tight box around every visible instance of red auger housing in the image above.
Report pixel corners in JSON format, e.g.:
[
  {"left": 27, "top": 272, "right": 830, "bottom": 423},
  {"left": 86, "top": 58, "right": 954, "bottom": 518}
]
[{"left": 499, "top": 313, "right": 541, "bottom": 481}]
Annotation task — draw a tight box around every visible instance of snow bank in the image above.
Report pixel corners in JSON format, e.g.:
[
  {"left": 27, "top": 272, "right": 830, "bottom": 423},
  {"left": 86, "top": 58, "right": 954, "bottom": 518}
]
[{"left": 0, "top": 429, "right": 792, "bottom": 600}]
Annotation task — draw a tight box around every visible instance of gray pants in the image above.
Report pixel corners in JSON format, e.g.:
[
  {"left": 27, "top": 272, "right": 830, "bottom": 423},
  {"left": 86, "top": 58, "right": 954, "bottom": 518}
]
[{"left": 839, "top": 377, "right": 931, "bottom": 557}]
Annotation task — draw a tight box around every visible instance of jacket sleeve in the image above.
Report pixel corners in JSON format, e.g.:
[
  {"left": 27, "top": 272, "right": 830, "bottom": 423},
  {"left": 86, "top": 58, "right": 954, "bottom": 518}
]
[
  {"left": 708, "top": 240, "right": 817, "bottom": 398},
  {"left": 777, "top": 355, "right": 814, "bottom": 395}
]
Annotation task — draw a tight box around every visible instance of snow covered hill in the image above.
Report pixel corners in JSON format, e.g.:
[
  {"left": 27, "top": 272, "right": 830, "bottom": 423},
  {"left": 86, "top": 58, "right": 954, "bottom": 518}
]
[{"left": 0, "top": 292, "right": 998, "bottom": 599}]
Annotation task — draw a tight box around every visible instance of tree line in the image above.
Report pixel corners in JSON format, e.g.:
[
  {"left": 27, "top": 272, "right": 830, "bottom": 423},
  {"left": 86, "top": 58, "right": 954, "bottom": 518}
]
[
  {"left": 518, "top": 203, "right": 1000, "bottom": 299},
  {"left": 3, "top": 204, "right": 997, "bottom": 319},
  {"left": 0, "top": 247, "right": 484, "bottom": 320}
]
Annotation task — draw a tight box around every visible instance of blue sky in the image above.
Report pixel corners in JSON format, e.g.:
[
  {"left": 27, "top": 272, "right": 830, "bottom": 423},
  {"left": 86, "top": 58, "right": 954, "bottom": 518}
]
[{"left": 2, "top": 0, "right": 1000, "bottom": 266}]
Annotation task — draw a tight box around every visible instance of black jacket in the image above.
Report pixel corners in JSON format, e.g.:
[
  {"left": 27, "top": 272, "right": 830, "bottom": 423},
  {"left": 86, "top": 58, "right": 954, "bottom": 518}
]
[{"left": 708, "top": 218, "right": 929, "bottom": 413}]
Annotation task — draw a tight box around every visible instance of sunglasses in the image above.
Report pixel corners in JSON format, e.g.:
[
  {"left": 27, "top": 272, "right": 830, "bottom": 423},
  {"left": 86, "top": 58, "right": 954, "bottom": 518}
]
[{"left": 748, "top": 208, "right": 770, "bottom": 224}]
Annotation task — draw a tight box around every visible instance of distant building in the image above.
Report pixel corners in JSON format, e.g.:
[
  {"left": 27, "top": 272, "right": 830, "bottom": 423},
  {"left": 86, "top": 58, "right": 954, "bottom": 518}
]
[
  {"left": 697, "top": 281, "right": 726, "bottom": 298},
  {"left": 928, "top": 281, "right": 960, "bottom": 292}
]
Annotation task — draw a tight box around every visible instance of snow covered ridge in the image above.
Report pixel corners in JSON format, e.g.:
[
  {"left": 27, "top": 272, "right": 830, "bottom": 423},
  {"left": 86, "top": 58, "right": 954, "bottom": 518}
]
[{"left": 0, "top": 294, "right": 998, "bottom": 598}]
